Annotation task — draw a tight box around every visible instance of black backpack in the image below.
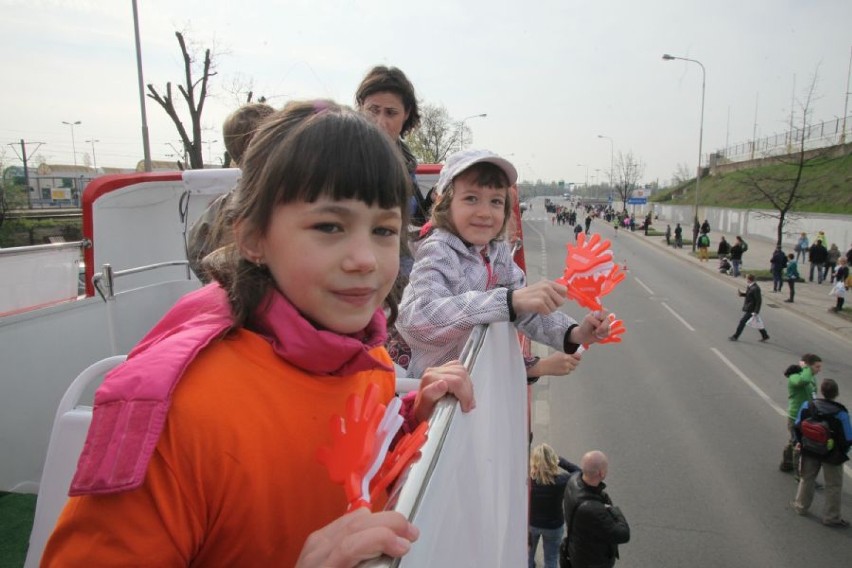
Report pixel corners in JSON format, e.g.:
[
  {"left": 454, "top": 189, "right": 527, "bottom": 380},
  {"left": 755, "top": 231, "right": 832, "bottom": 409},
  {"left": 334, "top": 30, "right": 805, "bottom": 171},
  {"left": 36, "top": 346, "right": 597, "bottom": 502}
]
[{"left": 800, "top": 403, "right": 835, "bottom": 456}]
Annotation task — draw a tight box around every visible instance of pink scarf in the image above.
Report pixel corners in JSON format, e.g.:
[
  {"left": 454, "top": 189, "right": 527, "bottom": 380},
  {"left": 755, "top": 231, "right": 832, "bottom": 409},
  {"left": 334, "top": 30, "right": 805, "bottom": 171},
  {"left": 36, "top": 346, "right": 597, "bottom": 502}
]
[{"left": 70, "top": 284, "right": 391, "bottom": 495}]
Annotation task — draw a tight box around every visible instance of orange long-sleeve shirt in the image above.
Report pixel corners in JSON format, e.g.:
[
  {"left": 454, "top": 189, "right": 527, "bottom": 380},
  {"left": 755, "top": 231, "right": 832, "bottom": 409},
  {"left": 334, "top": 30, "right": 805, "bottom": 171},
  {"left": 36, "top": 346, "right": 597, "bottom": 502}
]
[{"left": 42, "top": 329, "right": 395, "bottom": 567}]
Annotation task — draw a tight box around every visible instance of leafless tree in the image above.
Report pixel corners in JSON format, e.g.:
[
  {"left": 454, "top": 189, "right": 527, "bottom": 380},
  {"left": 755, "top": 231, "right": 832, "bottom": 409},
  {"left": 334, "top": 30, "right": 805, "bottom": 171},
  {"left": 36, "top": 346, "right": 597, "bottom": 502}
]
[
  {"left": 612, "top": 151, "right": 645, "bottom": 212},
  {"left": 407, "top": 103, "right": 460, "bottom": 163},
  {"left": 147, "top": 32, "right": 217, "bottom": 170},
  {"left": 672, "top": 162, "right": 692, "bottom": 185},
  {"left": 740, "top": 70, "right": 831, "bottom": 247}
]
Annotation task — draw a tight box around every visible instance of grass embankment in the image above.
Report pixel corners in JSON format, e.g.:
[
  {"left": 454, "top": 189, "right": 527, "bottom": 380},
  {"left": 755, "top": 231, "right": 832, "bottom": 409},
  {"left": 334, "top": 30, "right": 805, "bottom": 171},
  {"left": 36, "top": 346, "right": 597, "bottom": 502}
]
[{"left": 653, "top": 153, "right": 852, "bottom": 215}]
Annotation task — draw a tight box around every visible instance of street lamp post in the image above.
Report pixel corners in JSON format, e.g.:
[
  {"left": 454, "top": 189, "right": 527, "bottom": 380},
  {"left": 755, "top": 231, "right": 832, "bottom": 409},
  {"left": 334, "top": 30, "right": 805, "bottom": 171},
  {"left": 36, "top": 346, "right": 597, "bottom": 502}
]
[
  {"left": 85, "top": 139, "right": 100, "bottom": 170},
  {"left": 576, "top": 164, "right": 589, "bottom": 194},
  {"left": 62, "top": 120, "right": 81, "bottom": 167},
  {"left": 663, "top": 53, "right": 705, "bottom": 251},
  {"left": 459, "top": 113, "right": 487, "bottom": 150},
  {"left": 597, "top": 134, "right": 614, "bottom": 194}
]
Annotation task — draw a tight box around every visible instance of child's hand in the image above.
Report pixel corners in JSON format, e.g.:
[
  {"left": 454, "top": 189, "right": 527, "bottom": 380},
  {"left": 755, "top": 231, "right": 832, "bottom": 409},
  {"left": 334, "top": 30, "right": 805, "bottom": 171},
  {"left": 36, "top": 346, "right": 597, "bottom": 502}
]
[
  {"left": 512, "top": 281, "right": 567, "bottom": 316},
  {"left": 528, "top": 352, "right": 581, "bottom": 377},
  {"left": 414, "top": 360, "right": 475, "bottom": 423},
  {"left": 296, "top": 508, "right": 418, "bottom": 567},
  {"left": 570, "top": 312, "right": 610, "bottom": 345}
]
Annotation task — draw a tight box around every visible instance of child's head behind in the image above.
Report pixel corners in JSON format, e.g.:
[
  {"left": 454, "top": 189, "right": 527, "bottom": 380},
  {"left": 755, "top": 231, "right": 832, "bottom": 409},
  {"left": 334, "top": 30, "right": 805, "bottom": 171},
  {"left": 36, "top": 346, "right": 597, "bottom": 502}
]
[
  {"left": 209, "top": 100, "right": 411, "bottom": 332},
  {"left": 430, "top": 149, "right": 518, "bottom": 245},
  {"left": 222, "top": 102, "right": 275, "bottom": 166}
]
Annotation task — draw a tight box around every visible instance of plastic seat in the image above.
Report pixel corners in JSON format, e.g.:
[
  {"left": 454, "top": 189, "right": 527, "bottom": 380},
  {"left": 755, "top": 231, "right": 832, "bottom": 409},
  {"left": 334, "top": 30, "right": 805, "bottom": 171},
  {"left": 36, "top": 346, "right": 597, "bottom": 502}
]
[{"left": 24, "top": 355, "right": 127, "bottom": 568}]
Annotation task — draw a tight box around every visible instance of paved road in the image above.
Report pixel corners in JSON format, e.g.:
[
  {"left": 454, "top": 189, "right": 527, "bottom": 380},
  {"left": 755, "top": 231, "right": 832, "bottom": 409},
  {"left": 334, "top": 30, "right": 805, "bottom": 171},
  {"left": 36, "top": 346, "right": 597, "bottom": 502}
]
[{"left": 523, "top": 198, "right": 852, "bottom": 567}]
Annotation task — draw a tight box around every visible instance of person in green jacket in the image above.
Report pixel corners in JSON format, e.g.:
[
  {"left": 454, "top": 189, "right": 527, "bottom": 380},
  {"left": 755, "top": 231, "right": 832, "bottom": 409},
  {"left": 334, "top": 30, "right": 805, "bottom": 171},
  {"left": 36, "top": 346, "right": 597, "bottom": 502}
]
[{"left": 780, "top": 354, "right": 822, "bottom": 473}]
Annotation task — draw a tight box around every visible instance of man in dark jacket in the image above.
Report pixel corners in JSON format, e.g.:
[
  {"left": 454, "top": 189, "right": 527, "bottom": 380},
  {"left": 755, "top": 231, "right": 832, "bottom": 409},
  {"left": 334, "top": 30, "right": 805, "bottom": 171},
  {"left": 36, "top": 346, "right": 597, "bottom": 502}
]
[
  {"left": 729, "top": 274, "right": 769, "bottom": 342},
  {"left": 769, "top": 247, "right": 788, "bottom": 292},
  {"left": 791, "top": 378, "right": 852, "bottom": 527},
  {"left": 561, "top": 451, "right": 630, "bottom": 568},
  {"left": 808, "top": 239, "right": 828, "bottom": 283}
]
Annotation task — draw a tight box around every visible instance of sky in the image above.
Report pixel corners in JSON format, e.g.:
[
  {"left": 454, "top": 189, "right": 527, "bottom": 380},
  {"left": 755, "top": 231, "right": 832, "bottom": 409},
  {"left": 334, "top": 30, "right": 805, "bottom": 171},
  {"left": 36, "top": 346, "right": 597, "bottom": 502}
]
[{"left": 1, "top": 0, "right": 850, "bottom": 187}]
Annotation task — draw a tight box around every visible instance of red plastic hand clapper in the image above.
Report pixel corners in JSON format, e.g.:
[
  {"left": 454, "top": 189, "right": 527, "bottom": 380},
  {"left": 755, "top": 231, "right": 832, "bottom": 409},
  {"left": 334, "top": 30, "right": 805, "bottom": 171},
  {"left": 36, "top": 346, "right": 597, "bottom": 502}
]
[
  {"left": 561, "top": 232, "right": 614, "bottom": 282},
  {"left": 370, "top": 421, "right": 429, "bottom": 503},
  {"left": 598, "top": 314, "right": 626, "bottom": 344},
  {"left": 556, "top": 232, "right": 627, "bottom": 347},
  {"left": 316, "top": 383, "right": 386, "bottom": 511},
  {"left": 560, "top": 273, "right": 605, "bottom": 311}
]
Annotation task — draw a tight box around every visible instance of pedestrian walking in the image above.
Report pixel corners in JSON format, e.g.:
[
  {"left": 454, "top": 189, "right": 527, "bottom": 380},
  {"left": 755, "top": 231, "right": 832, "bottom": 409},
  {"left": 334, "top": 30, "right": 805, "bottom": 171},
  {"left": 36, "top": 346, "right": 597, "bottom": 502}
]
[
  {"left": 829, "top": 257, "right": 848, "bottom": 312},
  {"left": 825, "top": 243, "right": 841, "bottom": 282},
  {"left": 770, "top": 246, "right": 788, "bottom": 292},
  {"left": 729, "top": 237, "right": 745, "bottom": 278},
  {"left": 729, "top": 274, "right": 769, "bottom": 342},
  {"left": 791, "top": 378, "right": 852, "bottom": 528},
  {"left": 717, "top": 236, "right": 731, "bottom": 257},
  {"left": 784, "top": 253, "right": 799, "bottom": 303},
  {"left": 794, "top": 232, "right": 809, "bottom": 263},
  {"left": 808, "top": 239, "right": 827, "bottom": 283},
  {"left": 697, "top": 232, "right": 711, "bottom": 262}
]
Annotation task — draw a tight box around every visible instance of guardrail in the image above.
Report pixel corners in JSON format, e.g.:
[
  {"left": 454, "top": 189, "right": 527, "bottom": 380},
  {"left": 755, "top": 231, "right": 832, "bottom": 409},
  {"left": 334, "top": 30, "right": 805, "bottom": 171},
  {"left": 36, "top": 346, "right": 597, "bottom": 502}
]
[{"left": 362, "top": 322, "right": 527, "bottom": 567}]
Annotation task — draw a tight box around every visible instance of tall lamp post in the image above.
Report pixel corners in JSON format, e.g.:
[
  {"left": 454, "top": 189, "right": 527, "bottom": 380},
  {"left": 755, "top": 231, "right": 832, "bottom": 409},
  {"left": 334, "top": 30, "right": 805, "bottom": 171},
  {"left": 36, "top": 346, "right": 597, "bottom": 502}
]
[
  {"left": 576, "top": 163, "right": 589, "bottom": 194},
  {"left": 663, "top": 53, "right": 705, "bottom": 251},
  {"left": 85, "top": 138, "right": 100, "bottom": 170},
  {"left": 597, "top": 134, "right": 614, "bottom": 198},
  {"left": 459, "top": 113, "right": 487, "bottom": 150},
  {"left": 62, "top": 120, "right": 81, "bottom": 167}
]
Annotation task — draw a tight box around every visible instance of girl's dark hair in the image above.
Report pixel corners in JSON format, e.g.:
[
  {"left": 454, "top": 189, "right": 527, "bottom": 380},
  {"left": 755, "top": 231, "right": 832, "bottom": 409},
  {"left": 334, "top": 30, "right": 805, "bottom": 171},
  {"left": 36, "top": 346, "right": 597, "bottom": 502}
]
[
  {"left": 206, "top": 100, "right": 411, "bottom": 330},
  {"left": 355, "top": 66, "right": 420, "bottom": 136},
  {"left": 429, "top": 162, "right": 514, "bottom": 242}
]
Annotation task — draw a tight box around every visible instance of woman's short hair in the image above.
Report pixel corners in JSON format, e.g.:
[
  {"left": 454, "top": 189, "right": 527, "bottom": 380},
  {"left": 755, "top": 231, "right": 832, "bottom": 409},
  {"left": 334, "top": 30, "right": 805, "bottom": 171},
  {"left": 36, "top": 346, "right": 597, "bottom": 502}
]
[{"left": 355, "top": 66, "right": 420, "bottom": 136}]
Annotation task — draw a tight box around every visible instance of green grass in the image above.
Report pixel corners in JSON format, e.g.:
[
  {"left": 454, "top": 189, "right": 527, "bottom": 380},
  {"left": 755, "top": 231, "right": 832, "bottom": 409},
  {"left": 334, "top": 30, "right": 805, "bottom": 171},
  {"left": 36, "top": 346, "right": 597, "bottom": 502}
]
[
  {"left": 0, "top": 492, "right": 35, "bottom": 567},
  {"left": 653, "top": 153, "right": 852, "bottom": 214}
]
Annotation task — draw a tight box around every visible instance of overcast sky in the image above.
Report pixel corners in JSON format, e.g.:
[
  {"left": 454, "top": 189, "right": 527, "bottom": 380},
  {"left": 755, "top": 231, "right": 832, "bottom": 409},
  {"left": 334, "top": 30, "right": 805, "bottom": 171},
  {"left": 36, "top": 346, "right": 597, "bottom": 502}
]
[{"left": 2, "top": 0, "right": 850, "bottom": 186}]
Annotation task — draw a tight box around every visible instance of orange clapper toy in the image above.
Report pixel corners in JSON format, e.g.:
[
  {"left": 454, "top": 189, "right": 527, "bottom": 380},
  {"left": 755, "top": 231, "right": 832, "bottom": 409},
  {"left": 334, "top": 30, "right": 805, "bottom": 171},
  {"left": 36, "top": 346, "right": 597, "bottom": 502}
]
[
  {"left": 317, "top": 383, "right": 429, "bottom": 511},
  {"left": 556, "top": 233, "right": 627, "bottom": 348}
]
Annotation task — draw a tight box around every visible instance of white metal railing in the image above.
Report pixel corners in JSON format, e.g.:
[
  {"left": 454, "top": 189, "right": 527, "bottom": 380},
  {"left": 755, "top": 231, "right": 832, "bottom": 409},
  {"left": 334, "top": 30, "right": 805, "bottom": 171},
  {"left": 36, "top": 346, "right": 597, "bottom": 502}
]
[
  {"left": 362, "top": 322, "right": 527, "bottom": 567},
  {"left": 0, "top": 240, "right": 89, "bottom": 257},
  {"left": 91, "top": 261, "right": 193, "bottom": 355}
]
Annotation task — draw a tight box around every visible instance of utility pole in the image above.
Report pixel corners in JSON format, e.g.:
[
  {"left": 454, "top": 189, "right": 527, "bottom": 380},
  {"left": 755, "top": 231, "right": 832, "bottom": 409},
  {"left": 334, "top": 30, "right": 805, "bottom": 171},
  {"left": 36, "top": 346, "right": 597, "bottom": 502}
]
[
  {"left": 7, "top": 139, "right": 43, "bottom": 209},
  {"left": 842, "top": 45, "right": 851, "bottom": 145}
]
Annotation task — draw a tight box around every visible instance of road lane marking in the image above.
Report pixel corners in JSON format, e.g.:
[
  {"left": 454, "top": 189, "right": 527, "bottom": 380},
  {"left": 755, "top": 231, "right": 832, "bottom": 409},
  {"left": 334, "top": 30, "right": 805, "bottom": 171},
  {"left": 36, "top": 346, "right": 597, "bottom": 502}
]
[
  {"left": 712, "top": 347, "right": 852, "bottom": 481},
  {"left": 712, "top": 348, "right": 785, "bottom": 417},
  {"left": 661, "top": 302, "right": 696, "bottom": 331},
  {"left": 634, "top": 277, "right": 654, "bottom": 295}
]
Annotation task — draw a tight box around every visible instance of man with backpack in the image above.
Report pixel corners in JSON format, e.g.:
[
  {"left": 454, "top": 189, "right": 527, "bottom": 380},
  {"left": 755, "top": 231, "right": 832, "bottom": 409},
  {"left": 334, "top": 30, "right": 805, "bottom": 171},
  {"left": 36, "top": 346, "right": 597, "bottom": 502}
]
[
  {"left": 697, "top": 232, "right": 711, "bottom": 262},
  {"left": 791, "top": 378, "right": 852, "bottom": 528},
  {"left": 560, "top": 451, "right": 630, "bottom": 568}
]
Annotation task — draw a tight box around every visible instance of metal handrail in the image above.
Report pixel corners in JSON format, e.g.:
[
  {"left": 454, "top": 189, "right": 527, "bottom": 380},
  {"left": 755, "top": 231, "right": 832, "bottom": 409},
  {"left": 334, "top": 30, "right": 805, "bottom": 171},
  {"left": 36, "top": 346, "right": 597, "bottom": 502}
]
[
  {"left": 362, "top": 325, "right": 489, "bottom": 568},
  {"left": 0, "top": 239, "right": 90, "bottom": 257},
  {"left": 92, "top": 260, "right": 191, "bottom": 302}
]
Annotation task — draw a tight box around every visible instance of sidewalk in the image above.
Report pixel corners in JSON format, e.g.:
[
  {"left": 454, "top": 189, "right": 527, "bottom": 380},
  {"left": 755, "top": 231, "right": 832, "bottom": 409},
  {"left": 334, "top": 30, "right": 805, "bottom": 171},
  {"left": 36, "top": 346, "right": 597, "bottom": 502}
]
[{"left": 624, "top": 219, "right": 852, "bottom": 343}]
